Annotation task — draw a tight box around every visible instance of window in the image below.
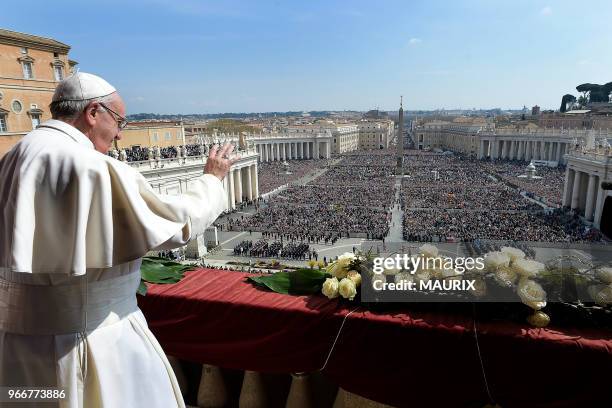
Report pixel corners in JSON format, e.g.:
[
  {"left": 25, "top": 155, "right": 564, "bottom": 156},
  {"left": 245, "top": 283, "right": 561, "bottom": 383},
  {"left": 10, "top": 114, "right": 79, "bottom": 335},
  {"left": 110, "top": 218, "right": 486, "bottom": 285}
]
[
  {"left": 0, "top": 114, "right": 7, "bottom": 132},
  {"left": 21, "top": 47, "right": 27, "bottom": 54},
  {"left": 153, "top": 132, "right": 159, "bottom": 142},
  {"left": 54, "top": 65, "right": 63, "bottom": 81},
  {"left": 22, "top": 62, "right": 33, "bottom": 79},
  {"left": 165, "top": 132, "right": 171, "bottom": 141},
  {"left": 176, "top": 132, "right": 182, "bottom": 140},
  {"left": 12, "top": 100, "right": 22, "bottom": 114},
  {"left": 31, "top": 114, "right": 41, "bottom": 129}
]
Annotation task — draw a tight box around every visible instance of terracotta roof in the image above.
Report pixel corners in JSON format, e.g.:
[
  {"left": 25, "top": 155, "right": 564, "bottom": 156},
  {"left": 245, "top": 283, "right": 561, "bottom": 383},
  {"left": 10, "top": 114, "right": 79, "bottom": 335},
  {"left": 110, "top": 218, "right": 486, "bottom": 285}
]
[{"left": 0, "top": 28, "right": 70, "bottom": 52}]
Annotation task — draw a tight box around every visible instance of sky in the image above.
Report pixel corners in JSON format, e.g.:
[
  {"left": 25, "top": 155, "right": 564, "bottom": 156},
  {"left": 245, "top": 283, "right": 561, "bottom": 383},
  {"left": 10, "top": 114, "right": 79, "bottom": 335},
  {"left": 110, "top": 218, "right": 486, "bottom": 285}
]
[{"left": 2, "top": 0, "right": 611, "bottom": 114}]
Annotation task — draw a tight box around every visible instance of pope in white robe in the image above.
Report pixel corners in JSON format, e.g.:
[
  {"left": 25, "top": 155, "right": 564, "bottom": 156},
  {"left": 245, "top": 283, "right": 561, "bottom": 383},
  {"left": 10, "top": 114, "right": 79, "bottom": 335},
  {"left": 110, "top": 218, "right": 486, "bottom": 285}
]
[{"left": 0, "top": 73, "right": 234, "bottom": 407}]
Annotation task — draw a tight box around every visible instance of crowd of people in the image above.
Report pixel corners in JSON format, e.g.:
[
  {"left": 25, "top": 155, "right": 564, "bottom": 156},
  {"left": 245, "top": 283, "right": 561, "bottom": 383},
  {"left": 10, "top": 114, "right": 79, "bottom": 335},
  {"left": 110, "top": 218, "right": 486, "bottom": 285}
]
[
  {"left": 480, "top": 160, "right": 565, "bottom": 206},
  {"left": 403, "top": 185, "right": 541, "bottom": 210},
  {"left": 233, "top": 239, "right": 315, "bottom": 260},
  {"left": 227, "top": 154, "right": 396, "bottom": 240},
  {"left": 257, "top": 159, "right": 331, "bottom": 194},
  {"left": 228, "top": 203, "right": 390, "bottom": 239},
  {"left": 399, "top": 152, "right": 601, "bottom": 243},
  {"left": 402, "top": 209, "right": 585, "bottom": 242},
  {"left": 109, "top": 143, "right": 207, "bottom": 162}
]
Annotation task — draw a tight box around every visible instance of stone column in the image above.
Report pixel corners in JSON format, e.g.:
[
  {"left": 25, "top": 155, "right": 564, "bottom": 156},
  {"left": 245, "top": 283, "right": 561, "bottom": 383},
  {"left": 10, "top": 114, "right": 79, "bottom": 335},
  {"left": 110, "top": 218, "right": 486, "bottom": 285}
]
[
  {"left": 562, "top": 168, "right": 574, "bottom": 207},
  {"left": 571, "top": 170, "right": 582, "bottom": 210},
  {"left": 584, "top": 174, "right": 598, "bottom": 221},
  {"left": 244, "top": 166, "right": 253, "bottom": 201},
  {"left": 527, "top": 141, "right": 533, "bottom": 161},
  {"left": 593, "top": 185, "right": 605, "bottom": 228},
  {"left": 478, "top": 139, "right": 485, "bottom": 159},
  {"left": 251, "top": 164, "right": 259, "bottom": 198},
  {"left": 235, "top": 168, "right": 243, "bottom": 203},
  {"left": 538, "top": 141, "right": 543, "bottom": 160},
  {"left": 326, "top": 142, "right": 331, "bottom": 158},
  {"left": 314, "top": 141, "right": 320, "bottom": 159},
  {"left": 227, "top": 170, "right": 235, "bottom": 209}
]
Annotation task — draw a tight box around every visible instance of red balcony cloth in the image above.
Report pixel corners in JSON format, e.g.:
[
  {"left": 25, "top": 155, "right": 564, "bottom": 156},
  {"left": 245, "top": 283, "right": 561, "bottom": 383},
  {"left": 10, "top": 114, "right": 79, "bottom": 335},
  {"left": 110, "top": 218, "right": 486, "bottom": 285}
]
[{"left": 138, "top": 268, "right": 612, "bottom": 408}]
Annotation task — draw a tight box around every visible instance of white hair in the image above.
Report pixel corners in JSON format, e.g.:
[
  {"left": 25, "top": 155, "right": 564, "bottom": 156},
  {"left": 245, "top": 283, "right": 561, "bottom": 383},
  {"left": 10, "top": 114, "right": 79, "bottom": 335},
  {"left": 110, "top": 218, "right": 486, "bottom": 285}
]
[{"left": 49, "top": 94, "right": 116, "bottom": 120}]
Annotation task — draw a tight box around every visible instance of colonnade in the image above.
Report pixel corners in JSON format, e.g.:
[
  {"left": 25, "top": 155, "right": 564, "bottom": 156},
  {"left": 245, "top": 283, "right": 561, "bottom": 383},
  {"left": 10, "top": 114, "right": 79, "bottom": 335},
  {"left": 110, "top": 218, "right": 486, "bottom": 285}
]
[
  {"left": 562, "top": 166, "right": 606, "bottom": 223},
  {"left": 479, "top": 139, "right": 569, "bottom": 163},
  {"left": 255, "top": 141, "right": 331, "bottom": 162},
  {"left": 223, "top": 163, "right": 259, "bottom": 210}
]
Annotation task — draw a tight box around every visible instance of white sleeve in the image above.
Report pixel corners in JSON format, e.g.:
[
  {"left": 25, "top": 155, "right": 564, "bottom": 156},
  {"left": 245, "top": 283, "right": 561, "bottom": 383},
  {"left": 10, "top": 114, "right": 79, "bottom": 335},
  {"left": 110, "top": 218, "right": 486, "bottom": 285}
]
[{"left": 139, "top": 174, "right": 228, "bottom": 250}]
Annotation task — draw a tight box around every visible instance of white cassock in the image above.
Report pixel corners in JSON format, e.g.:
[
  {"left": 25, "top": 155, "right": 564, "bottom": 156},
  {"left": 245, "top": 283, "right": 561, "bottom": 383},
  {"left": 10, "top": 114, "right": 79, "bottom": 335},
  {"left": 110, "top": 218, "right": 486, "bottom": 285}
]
[{"left": 0, "top": 120, "right": 227, "bottom": 407}]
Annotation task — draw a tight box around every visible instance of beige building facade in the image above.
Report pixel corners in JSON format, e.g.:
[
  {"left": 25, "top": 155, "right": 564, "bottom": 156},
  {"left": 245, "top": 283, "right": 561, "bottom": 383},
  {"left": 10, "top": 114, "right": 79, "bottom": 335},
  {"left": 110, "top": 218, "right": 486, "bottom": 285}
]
[
  {"left": 0, "top": 29, "right": 75, "bottom": 156},
  {"left": 416, "top": 123, "right": 612, "bottom": 166},
  {"left": 358, "top": 120, "right": 394, "bottom": 150},
  {"left": 117, "top": 121, "right": 186, "bottom": 149}
]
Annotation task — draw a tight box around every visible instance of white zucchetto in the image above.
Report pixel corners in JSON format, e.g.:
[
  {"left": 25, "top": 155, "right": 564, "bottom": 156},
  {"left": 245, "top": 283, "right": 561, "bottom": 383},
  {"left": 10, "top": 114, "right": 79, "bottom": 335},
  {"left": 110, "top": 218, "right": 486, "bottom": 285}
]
[{"left": 52, "top": 72, "right": 116, "bottom": 102}]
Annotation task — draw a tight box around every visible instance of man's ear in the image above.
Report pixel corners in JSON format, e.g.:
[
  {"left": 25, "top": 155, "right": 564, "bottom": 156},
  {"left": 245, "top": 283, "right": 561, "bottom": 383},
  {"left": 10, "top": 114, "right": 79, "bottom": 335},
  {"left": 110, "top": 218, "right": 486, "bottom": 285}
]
[{"left": 83, "top": 102, "right": 98, "bottom": 126}]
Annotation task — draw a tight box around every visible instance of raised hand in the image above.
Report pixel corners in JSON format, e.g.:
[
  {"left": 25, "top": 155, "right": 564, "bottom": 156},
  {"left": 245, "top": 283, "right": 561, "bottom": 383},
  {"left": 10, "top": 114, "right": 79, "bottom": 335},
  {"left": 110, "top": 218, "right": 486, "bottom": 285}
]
[{"left": 204, "top": 143, "right": 236, "bottom": 181}]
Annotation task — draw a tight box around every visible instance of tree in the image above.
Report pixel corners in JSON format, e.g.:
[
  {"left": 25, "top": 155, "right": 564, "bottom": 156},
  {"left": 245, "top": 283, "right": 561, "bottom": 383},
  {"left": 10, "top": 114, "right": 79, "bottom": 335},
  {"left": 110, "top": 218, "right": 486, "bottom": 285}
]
[{"left": 560, "top": 94, "right": 576, "bottom": 113}]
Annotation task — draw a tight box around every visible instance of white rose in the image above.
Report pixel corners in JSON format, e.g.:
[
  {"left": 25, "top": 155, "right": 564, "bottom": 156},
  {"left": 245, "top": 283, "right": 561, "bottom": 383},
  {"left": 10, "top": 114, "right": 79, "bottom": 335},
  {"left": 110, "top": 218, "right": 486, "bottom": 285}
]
[
  {"left": 409, "top": 256, "right": 425, "bottom": 272},
  {"left": 395, "top": 272, "right": 415, "bottom": 284},
  {"left": 327, "top": 262, "right": 348, "bottom": 279},
  {"left": 441, "top": 265, "right": 460, "bottom": 278},
  {"left": 383, "top": 267, "right": 401, "bottom": 275},
  {"left": 338, "top": 278, "right": 357, "bottom": 300},
  {"left": 321, "top": 277, "right": 339, "bottom": 299},
  {"left": 414, "top": 269, "right": 431, "bottom": 283},
  {"left": 588, "top": 284, "right": 612, "bottom": 306},
  {"left": 517, "top": 279, "right": 547, "bottom": 310},
  {"left": 337, "top": 252, "right": 356, "bottom": 268},
  {"left": 371, "top": 274, "right": 386, "bottom": 288},
  {"left": 470, "top": 278, "right": 487, "bottom": 297},
  {"left": 501, "top": 246, "right": 525, "bottom": 262},
  {"left": 596, "top": 267, "right": 612, "bottom": 284},
  {"left": 494, "top": 266, "right": 518, "bottom": 287},
  {"left": 512, "top": 259, "right": 545, "bottom": 277},
  {"left": 527, "top": 311, "right": 550, "bottom": 327},
  {"left": 483, "top": 251, "right": 510, "bottom": 271},
  {"left": 419, "top": 244, "right": 439, "bottom": 258},
  {"left": 347, "top": 270, "right": 361, "bottom": 287}
]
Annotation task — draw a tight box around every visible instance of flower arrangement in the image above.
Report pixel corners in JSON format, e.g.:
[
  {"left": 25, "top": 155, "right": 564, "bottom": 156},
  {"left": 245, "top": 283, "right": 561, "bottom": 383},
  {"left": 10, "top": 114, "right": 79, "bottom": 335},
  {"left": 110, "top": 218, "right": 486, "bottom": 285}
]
[
  {"left": 321, "top": 252, "right": 365, "bottom": 301},
  {"left": 247, "top": 250, "right": 371, "bottom": 300}
]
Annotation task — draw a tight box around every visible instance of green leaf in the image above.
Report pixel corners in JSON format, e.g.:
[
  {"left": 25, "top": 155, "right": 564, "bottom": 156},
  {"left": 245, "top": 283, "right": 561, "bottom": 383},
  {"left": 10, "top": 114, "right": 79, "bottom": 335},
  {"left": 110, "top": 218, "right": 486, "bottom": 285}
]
[
  {"left": 137, "top": 281, "right": 148, "bottom": 296},
  {"left": 247, "top": 268, "right": 329, "bottom": 295},
  {"left": 140, "top": 257, "right": 196, "bottom": 285}
]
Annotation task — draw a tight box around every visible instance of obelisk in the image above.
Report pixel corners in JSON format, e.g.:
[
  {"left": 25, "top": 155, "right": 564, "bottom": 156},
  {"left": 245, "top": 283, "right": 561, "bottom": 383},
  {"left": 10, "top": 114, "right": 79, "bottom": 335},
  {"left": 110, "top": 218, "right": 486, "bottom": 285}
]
[{"left": 396, "top": 96, "right": 404, "bottom": 175}]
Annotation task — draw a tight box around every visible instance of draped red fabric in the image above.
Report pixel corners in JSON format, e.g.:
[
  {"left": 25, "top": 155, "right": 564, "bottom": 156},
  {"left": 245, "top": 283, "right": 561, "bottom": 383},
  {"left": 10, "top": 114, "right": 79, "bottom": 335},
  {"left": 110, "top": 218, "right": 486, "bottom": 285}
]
[{"left": 138, "top": 269, "right": 612, "bottom": 408}]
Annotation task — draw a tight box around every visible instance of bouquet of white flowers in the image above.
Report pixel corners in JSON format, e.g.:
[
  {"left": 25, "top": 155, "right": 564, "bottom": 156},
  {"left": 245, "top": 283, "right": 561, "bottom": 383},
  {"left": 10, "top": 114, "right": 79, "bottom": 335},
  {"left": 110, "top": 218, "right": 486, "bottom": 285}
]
[{"left": 247, "top": 250, "right": 372, "bottom": 301}]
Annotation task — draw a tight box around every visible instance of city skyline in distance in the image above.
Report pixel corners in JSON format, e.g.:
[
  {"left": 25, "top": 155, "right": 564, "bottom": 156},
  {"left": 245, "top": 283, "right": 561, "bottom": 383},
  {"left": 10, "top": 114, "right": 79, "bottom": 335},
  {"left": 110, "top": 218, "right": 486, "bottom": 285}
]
[{"left": 2, "top": 0, "right": 610, "bottom": 114}]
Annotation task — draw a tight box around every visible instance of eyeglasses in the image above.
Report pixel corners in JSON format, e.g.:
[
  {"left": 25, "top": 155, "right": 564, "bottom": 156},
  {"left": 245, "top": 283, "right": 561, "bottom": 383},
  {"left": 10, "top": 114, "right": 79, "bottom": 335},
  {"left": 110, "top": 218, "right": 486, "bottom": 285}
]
[{"left": 99, "top": 102, "right": 128, "bottom": 130}]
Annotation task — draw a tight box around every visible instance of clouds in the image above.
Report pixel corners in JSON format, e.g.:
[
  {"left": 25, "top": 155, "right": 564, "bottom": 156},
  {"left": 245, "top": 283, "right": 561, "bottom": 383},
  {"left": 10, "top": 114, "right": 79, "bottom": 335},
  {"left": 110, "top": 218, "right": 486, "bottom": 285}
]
[
  {"left": 540, "top": 6, "right": 552, "bottom": 16},
  {"left": 409, "top": 38, "right": 422, "bottom": 45}
]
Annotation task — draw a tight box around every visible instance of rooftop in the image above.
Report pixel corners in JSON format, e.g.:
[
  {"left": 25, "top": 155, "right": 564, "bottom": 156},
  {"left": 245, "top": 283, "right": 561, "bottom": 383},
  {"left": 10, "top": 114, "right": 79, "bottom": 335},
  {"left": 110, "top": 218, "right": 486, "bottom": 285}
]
[{"left": 0, "top": 28, "right": 70, "bottom": 53}]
